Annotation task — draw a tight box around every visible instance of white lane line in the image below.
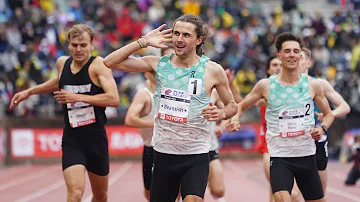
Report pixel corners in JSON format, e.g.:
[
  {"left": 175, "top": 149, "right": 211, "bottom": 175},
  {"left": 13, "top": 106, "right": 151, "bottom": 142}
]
[
  {"left": 13, "top": 179, "right": 64, "bottom": 202},
  {"left": 0, "top": 166, "right": 58, "bottom": 191},
  {"left": 327, "top": 186, "right": 360, "bottom": 202}
]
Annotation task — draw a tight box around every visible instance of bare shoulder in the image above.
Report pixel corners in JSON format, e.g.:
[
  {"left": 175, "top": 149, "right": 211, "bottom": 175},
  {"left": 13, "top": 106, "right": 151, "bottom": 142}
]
[
  {"left": 134, "top": 88, "right": 151, "bottom": 102},
  {"left": 91, "top": 56, "right": 112, "bottom": 74},
  {"left": 316, "top": 78, "right": 332, "bottom": 90},
  {"left": 308, "top": 77, "right": 323, "bottom": 93},
  {"left": 56, "top": 56, "right": 69, "bottom": 71},
  {"left": 206, "top": 60, "right": 224, "bottom": 74},
  {"left": 308, "top": 77, "right": 321, "bottom": 87},
  {"left": 257, "top": 78, "right": 270, "bottom": 87}
]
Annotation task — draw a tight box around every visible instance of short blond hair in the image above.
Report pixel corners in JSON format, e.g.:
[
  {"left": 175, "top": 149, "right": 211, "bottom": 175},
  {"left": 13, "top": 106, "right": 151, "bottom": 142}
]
[
  {"left": 67, "top": 24, "right": 95, "bottom": 43},
  {"left": 302, "top": 47, "right": 311, "bottom": 59}
]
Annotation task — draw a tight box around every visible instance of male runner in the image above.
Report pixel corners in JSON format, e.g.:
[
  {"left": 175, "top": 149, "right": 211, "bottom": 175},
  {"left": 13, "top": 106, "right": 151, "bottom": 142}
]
[
  {"left": 125, "top": 72, "right": 156, "bottom": 201},
  {"left": 227, "top": 32, "right": 334, "bottom": 202},
  {"left": 299, "top": 47, "right": 351, "bottom": 196},
  {"left": 10, "top": 24, "right": 119, "bottom": 202},
  {"left": 104, "top": 14, "right": 238, "bottom": 202}
]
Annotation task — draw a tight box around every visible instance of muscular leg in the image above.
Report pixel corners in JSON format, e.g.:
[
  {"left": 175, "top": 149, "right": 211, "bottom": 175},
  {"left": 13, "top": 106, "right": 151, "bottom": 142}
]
[
  {"left": 208, "top": 159, "right": 225, "bottom": 199},
  {"left": 88, "top": 171, "right": 109, "bottom": 202},
  {"left": 63, "top": 165, "right": 86, "bottom": 202}
]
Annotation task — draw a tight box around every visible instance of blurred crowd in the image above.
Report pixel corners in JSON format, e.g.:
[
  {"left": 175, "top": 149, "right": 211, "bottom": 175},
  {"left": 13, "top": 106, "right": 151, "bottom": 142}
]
[{"left": 1, "top": 0, "right": 360, "bottom": 120}]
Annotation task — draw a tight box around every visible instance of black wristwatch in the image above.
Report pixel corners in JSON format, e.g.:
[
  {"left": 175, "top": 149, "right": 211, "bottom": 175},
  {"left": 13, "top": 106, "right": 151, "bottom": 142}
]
[{"left": 320, "top": 125, "right": 328, "bottom": 133}]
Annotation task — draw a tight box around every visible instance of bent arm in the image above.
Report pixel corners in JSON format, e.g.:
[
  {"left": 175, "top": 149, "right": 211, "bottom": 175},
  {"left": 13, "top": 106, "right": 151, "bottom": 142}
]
[
  {"left": 125, "top": 90, "right": 154, "bottom": 128},
  {"left": 319, "top": 78, "right": 351, "bottom": 117},
  {"left": 213, "top": 66, "right": 238, "bottom": 119},
  {"left": 77, "top": 58, "right": 120, "bottom": 107},
  {"left": 103, "top": 41, "right": 158, "bottom": 72},
  {"left": 28, "top": 77, "right": 60, "bottom": 95},
  {"left": 313, "top": 81, "right": 334, "bottom": 129},
  {"left": 229, "top": 79, "right": 243, "bottom": 103}
]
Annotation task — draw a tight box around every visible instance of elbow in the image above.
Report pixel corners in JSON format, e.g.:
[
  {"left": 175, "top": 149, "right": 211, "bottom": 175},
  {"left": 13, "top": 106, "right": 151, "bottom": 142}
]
[
  {"left": 111, "top": 97, "right": 120, "bottom": 108},
  {"left": 345, "top": 104, "right": 351, "bottom": 115},
  {"left": 103, "top": 58, "right": 116, "bottom": 70},
  {"left": 124, "top": 117, "right": 135, "bottom": 127}
]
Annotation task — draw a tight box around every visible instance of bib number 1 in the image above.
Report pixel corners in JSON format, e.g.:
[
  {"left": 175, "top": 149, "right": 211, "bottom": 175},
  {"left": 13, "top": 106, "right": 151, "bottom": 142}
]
[{"left": 188, "top": 78, "right": 202, "bottom": 95}]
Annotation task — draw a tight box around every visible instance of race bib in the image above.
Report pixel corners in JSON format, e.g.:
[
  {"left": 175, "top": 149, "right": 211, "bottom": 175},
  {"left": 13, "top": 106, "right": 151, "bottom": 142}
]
[
  {"left": 67, "top": 102, "right": 96, "bottom": 128},
  {"left": 158, "top": 88, "right": 190, "bottom": 123},
  {"left": 279, "top": 108, "right": 305, "bottom": 137},
  {"left": 188, "top": 78, "right": 202, "bottom": 95}
]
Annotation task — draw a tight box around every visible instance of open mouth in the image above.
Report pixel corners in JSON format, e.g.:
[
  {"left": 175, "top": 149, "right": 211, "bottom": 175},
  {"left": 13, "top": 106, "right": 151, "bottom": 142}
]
[{"left": 175, "top": 44, "right": 185, "bottom": 51}]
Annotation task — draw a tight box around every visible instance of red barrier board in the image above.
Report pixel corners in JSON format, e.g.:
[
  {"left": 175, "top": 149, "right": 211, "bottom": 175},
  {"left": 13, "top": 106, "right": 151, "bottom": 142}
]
[{"left": 10, "top": 126, "right": 144, "bottom": 159}]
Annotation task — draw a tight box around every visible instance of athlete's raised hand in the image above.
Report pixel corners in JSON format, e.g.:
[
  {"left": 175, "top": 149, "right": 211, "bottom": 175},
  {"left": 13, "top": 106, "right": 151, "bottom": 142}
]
[
  {"left": 202, "top": 102, "right": 225, "bottom": 122},
  {"left": 143, "top": 24, "right": 172, "bottom": 49},
  {"left": 54, "top": 89, "right": 78, "bottom": 104},
  {"left": 9, "top": 90, "right": 31, "bottom": 109}
]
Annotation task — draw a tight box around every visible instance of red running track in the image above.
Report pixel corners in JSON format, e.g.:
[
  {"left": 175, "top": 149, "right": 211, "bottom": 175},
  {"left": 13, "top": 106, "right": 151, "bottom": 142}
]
[{"left": 0, "top": 159, "right": 358, "bottom": 202}]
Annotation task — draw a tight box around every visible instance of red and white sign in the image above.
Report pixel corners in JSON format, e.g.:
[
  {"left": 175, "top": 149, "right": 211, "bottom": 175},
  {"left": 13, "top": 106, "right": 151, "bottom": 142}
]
[
  {"left": 10, "top": 126, "right": 144, "bottom": 159},
  {"left": 0, "top": 128, "right": 6, "bottom": 159}
]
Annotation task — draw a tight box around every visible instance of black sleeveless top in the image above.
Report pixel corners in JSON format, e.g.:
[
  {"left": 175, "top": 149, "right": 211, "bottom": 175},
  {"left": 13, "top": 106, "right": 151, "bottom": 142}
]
[{"left": 59, "top": 56, "right": 107, "bottom": 134}]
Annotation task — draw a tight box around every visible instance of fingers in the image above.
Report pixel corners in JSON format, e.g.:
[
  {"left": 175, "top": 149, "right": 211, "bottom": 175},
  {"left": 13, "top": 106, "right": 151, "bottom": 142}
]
[
  {"left": 10, "top": 95, "right": 20, "bottom": 109},
  {"left": 161, "top": 29, "right": 173, "bottom": 34},
  {"left": 157, "top": 24, "right": 167, "bottom": 31}
]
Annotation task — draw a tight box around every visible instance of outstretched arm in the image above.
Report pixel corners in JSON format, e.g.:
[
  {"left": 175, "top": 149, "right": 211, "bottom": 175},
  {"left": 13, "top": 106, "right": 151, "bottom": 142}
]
[
  {"left": 227, "top": 79, "right": 267, "bottom": 131},
  {"left": 9, "top": 56, "right": 67, "bottom": 109},
  {"left": 103, "top": 24, "right": 172, "bottom": 72}
]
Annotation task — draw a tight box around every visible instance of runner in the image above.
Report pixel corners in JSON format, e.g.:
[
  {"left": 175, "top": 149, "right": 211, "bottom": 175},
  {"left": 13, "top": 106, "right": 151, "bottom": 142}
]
[
  {"left": 10, "top": 24, "right": 119, "bottom": 202},
  {"left": 104, "top": 14, "right": 238, "bottom": 202},
  {"left": 124, "top": 72, "right": 156, "bottom": 201},
  {"left": 299, "top": 47, "right": 351, "bottom": 197},
  {"left": 227, "top": 32, "right": 334, "bottom": 202},
  {"left": 208, "top": 69, "right": 242, "bottom": 202}
]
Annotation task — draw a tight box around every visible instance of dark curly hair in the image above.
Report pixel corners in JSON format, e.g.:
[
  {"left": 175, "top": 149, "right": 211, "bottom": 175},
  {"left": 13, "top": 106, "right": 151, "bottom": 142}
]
[{"left": 275, "top": 32, "right": 304, "bottom": 53}]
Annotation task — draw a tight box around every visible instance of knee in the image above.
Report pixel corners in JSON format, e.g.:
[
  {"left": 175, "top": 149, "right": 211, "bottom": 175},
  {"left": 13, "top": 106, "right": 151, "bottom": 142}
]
[
  {"left": 274, "top": 191, "right": 291, "bottom": 202},
  {"left": 93, "top": 191, "right": 108, "bottom": 201},
  {"left": 68, "top": 187, "right": 84, "bottom": 202},
  {"left": 210, "top": 186, "right": 225, "bottom": 198},
  {"left": 290, "top": 190, "right": 303, "bottom": 202}
]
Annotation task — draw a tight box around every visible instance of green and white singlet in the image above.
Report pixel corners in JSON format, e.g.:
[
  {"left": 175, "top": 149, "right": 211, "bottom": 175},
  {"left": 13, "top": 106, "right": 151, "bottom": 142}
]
[
  {"left": 266, "top": 73, "right": 316, "bottom": 157},
  {"left": 152, "top": 53, "right": 212, "bottom": 155}
]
